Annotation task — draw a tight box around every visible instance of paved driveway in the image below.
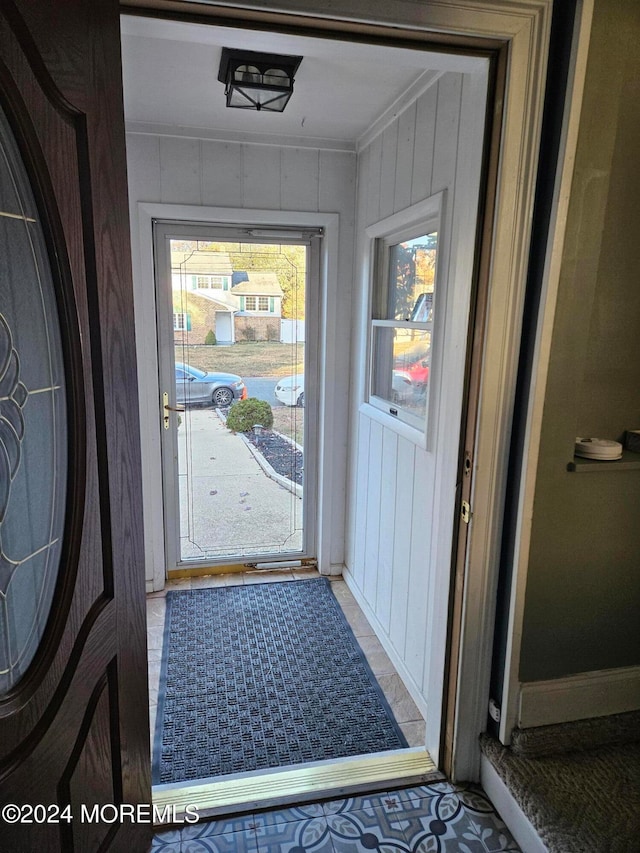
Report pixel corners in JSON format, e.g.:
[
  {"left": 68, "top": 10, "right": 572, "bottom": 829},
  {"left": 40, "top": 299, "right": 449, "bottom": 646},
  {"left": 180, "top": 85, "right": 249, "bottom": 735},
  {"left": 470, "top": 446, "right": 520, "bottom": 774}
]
[{"left": 242, "top": 375, "right": 284, "bottom": 406}]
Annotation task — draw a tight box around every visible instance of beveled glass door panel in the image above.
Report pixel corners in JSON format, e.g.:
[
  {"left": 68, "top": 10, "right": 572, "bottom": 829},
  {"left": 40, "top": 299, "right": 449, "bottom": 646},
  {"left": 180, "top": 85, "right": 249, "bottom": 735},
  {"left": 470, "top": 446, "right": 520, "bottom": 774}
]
[{"left": 0, "top": 105, "right": 67, "bottom": 695}]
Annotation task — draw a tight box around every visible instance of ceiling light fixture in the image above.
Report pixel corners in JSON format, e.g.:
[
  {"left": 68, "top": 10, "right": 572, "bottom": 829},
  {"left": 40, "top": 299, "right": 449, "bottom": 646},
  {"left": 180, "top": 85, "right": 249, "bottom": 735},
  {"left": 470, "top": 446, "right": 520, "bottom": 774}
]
[{"left": 218, "top": 48, "right": 303, "bottom": 113}]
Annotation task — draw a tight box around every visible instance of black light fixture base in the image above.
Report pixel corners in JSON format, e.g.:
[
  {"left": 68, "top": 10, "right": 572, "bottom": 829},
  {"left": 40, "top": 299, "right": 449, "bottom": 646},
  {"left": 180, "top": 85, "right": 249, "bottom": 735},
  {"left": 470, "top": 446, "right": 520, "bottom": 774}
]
[{"left": 218, "top": 48, "right": 303, "bottom": 113}]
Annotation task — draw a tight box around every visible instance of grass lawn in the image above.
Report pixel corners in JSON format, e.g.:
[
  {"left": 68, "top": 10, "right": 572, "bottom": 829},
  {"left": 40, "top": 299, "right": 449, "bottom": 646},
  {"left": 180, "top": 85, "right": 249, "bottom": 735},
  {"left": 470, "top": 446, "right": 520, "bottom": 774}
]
[
  {"left": 177, "top": 342, "right": 304, "bottom": 378},
  {"left": 271, "top": 406, "right": 304, "bottom": 447}
]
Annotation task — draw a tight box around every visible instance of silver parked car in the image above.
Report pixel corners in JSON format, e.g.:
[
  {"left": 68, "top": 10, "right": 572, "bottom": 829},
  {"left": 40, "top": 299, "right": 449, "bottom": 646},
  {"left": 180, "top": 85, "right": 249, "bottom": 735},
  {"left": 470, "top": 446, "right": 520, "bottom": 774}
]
[{"left": 175, "top": 362, "right": 247, "bottom": 407}]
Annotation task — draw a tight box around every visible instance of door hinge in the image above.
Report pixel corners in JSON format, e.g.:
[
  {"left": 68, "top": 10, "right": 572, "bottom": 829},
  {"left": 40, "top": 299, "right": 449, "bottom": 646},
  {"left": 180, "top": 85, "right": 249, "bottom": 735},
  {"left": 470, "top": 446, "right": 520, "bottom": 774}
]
[
  {"left": 461, "top": 500, "right": 471, "bottom": 524},
  {"left": 489, "top": 698, "right": 501, "bottom": 723}
]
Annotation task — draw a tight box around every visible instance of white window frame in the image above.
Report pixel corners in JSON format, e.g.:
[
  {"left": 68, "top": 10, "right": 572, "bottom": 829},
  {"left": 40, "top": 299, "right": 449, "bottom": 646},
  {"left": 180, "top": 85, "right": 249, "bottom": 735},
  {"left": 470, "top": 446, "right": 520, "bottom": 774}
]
[
  {"left": 195, "top": 274, "right": 224, "bottom": 289},
  {"left": 173, "top": 312, "right": 187, "bottom": 331},
  {"left": 363, "top": 192, "right": 445, "bottom": 447}
]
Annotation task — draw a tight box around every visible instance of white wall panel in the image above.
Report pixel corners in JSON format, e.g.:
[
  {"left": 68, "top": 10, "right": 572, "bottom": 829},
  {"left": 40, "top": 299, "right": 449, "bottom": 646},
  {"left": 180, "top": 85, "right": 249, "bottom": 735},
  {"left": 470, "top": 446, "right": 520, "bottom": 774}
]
[
  {"left": 379, "top": 123, "right": 399, "bottom": 221},
  {"left": 389, "top": 436, "right": 415, "bottom": 657},
  {"left": 201, "top": 141, "right": 243, "bottom": 207},
  {"left": 351, "top": 412, "right": 371, "bottom": 591},
  {"left": 363, "top": 420, "right": 384, "bottom": 605},
  {"left": 127, "top": 132, "right": 355, "bottom": 587},
  {"left": 126, "top": 135, "right": 161, "bottom": 205},
  {"left": 404, "top": 453, "right": 434, "bottom": 686},
  {"left": 365, "top": 135, "right": 383, "bottom": 227},
  {"left": 376, "top": 429, "right": 398, "bottom": 633},
  {"left": 281, "top": 148, "right": 320, "bottom": 211},
  {"left": 345, "top": 70, "right": 481, "bottom": 709},
  {"left": 411, "top": 84, "right": 437, "bottom": 205},
  {"left": 159, "top": 137, "right": 201, "bottom": 204},
  {"left": 394, "top": 103, "right": 416, "bottom": 214},
  {"left": 242, "top": 145, "right": 282, "bottom": 209}
]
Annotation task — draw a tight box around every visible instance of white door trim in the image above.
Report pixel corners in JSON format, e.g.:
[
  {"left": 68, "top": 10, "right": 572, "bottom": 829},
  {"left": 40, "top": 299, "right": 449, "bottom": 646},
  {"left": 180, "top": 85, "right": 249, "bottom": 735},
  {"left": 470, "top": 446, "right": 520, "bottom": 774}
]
[
  {"left": 134, "top": 203, "right": 339, "bottom": 591},
  {"left": 498, "top": 0, "right": 595, "bottom": 745}
]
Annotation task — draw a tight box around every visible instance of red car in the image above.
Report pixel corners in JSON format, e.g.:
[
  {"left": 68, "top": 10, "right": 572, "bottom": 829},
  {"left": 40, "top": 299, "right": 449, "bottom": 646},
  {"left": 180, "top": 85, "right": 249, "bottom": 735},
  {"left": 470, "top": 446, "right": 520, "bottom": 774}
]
[{"left": 406, "top": 357, "right": 429, "bottom": 389}]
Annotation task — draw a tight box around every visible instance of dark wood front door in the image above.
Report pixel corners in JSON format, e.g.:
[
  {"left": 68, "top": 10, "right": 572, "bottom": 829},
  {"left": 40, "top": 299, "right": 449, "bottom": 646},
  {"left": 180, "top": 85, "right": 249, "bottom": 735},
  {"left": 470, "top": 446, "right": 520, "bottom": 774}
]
[{"left": 0, "top": 1, "right": 151, "bottom": 850}]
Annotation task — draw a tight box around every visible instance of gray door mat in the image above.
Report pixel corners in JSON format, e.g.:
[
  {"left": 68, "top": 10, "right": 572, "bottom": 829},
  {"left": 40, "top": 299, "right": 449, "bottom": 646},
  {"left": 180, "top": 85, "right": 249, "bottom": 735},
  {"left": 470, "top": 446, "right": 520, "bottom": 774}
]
[{"left": 153, "top": 578, "right": 408, "bottom": 785}]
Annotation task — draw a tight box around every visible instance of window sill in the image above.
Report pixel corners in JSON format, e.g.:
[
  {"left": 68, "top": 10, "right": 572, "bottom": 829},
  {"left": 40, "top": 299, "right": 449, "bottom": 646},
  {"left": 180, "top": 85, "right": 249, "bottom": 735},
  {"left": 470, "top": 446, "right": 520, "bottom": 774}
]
[
  {"left": 359, "top": 402, "right": 427, "bottom": 448},
  {"left": 567, "top": 450, "right": 640, "bottom": 472}
]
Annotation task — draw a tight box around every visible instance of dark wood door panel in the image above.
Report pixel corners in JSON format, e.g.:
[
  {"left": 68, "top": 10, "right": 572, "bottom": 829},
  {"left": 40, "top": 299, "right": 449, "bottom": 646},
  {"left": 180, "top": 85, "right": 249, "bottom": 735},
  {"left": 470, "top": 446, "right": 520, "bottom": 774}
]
[
  {"left": 0, "top": 0, "right": 108, "bottom": 740},
  {"left": 0, "top": 1, "right": 150, "bottom": 849}
]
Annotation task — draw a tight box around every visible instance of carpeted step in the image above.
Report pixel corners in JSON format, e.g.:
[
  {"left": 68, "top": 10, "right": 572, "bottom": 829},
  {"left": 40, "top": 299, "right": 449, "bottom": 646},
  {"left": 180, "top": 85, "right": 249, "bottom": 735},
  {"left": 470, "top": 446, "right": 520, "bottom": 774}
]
[
  {"left": 509, "top": 710, "right": 640, "bottom": 758},
  {"left": 480, "top": 732, "right": 640, "bottom": 852}
]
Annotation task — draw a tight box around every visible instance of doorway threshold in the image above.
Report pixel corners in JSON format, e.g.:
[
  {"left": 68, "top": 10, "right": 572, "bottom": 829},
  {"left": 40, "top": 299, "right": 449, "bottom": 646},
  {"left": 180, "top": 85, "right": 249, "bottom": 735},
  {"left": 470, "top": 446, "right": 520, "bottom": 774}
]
[{"left": 152, "top": 748, "right": 440, "bottom": 823}]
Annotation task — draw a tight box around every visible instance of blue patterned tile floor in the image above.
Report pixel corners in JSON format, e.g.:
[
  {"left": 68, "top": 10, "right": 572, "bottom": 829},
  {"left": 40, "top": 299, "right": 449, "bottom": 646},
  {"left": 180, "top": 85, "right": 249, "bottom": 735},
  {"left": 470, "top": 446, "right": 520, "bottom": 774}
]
[{"left": 151, "top": 782, "right": 520, "bottom": 852}]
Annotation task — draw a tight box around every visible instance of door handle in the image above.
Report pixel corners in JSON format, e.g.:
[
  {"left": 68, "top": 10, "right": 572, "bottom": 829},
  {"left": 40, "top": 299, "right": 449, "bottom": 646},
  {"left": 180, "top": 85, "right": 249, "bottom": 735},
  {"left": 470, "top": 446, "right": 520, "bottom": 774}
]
[{"left": 162, "top": 392, "right": 184, "bottom": 430}]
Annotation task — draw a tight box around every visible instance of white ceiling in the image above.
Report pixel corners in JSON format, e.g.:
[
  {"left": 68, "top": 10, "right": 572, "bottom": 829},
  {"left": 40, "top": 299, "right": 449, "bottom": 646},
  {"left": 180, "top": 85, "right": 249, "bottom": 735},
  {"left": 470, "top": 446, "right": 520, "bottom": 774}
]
[{"left": 120, "top": 16, "right": 485, "bottom": 150}]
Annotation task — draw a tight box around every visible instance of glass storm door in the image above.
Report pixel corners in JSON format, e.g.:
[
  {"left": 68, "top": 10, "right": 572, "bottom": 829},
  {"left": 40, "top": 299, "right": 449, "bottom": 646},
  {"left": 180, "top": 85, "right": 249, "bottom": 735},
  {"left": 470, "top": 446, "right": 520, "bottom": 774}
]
[{"left": 154, "top": 223, "right": 319, "bottom": 570}]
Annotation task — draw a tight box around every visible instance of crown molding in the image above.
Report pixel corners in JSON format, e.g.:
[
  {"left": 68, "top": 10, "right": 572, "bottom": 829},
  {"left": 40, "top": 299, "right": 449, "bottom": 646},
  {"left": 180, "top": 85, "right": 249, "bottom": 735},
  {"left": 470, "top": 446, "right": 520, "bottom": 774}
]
[{"left": 125, "top": 120, "right": 356, "bottom": 151}]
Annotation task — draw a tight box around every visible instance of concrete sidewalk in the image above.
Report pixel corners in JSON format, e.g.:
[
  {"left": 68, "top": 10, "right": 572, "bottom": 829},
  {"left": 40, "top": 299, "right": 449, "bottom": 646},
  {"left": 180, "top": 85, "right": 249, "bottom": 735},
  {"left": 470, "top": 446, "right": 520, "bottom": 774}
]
[{"left": 178, "top": 408, "right": 302, "bottom": 561}]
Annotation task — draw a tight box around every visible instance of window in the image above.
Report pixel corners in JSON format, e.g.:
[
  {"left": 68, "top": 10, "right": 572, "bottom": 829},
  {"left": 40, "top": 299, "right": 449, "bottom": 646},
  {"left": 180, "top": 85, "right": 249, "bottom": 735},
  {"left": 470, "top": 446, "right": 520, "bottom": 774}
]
[
  {"left": 366, "top": 194, "right": 443, "bottom": 436},
  {"left": 244, "top": 296, "right": 270, "bottom": 312},
  {"left": 173, "top": 312, "right": 190, "bottom": 331},
  {"left": 195, "top": 275, "right": 224, "bottom": 289}
]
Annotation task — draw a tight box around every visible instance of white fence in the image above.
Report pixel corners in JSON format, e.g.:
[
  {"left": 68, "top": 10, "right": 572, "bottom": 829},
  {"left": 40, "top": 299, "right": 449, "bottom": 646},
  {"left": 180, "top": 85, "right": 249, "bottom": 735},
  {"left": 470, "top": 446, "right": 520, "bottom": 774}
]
[{"left": 280, "top": 319, "right": 305, "bottom": 344}]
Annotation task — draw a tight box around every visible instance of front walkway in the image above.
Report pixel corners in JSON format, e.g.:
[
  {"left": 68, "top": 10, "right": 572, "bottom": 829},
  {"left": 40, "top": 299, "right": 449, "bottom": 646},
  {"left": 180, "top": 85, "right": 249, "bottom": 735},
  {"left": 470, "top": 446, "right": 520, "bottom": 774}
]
[{"left": 178, "top": 410, "right": 302, "bottom": 561}]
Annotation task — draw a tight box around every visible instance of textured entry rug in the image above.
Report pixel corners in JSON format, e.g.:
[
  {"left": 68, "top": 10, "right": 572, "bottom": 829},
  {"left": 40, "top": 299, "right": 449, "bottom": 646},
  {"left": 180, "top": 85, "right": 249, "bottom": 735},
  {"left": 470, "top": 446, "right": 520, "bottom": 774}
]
[{"left": 153, "top": 578, "right": 408, "bottom": 785}]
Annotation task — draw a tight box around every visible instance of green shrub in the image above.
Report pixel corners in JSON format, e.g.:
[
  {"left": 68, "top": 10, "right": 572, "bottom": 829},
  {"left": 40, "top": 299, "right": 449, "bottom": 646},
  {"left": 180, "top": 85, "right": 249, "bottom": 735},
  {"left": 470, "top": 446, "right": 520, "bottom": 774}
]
[
  {"left": 226, "top": 397, "right": 274, "bottom": 433},
  {"left": 204, "top": 329, "right": 217, "bottom": 346}
]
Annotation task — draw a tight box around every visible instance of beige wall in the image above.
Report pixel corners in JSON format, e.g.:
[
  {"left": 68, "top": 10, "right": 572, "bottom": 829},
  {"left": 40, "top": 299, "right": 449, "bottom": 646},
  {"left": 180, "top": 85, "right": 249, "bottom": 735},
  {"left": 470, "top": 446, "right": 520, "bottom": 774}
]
[{"left": 519, "top": 0, "right": 640, "bottom": 681}]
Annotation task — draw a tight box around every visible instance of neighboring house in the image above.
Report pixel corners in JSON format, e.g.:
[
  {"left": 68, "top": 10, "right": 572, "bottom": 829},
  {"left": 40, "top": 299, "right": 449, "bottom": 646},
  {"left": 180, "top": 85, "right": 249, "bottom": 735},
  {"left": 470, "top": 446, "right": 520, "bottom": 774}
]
[
  {"left": 171, "top": 250, "right": 234, "bottom": 296},
  {"left": 171, "top": 290, "right": 235, "bottom": 346},
  {"left": 231, "top": 271, "right": 283, "bottom": 341},
  {"left": 172, "top": 256, "right": 284, "bottom": 341}
]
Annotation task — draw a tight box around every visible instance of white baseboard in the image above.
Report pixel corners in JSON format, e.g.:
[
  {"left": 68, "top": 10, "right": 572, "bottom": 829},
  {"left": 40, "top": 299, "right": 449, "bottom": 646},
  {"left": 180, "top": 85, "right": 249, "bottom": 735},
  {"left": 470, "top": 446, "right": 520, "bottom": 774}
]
[
  {"left": 518, "top": 665, "right": 640, "bottom": 729},
  {"left": 480, "top": 755, "right": 548, "bottom": 853},
  {"left": 342, "top": 568, "right": 429, "bottom": 720}
]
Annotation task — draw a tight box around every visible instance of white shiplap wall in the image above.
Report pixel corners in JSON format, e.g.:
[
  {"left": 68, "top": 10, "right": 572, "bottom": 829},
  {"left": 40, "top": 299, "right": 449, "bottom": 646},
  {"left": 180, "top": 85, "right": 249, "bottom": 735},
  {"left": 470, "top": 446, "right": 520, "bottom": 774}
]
[
  {"left": 345, "top": 70, "right": 486, "bottom": 722},
  {"left": 125, "top": 135, "right": 356, "bottom": 588}
]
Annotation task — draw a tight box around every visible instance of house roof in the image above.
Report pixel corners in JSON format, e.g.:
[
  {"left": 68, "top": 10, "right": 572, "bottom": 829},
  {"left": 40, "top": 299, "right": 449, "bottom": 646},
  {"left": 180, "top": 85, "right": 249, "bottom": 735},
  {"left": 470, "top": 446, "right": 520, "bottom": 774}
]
[
  {"left": 171, "top": 251, "right": 233, "bottom": 275},
  {"left": 173, "top": 291, "right": 235, "bottom": 312},
  {"left": 231, "top": 272, "right": 284, "bottom": 296}
]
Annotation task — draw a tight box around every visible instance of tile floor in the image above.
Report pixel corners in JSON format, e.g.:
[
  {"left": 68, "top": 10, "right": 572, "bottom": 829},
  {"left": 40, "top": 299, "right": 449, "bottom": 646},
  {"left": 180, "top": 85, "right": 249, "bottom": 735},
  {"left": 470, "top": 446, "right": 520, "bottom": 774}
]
[
  {"left": 150, "top": 781, "right": 521, "bottom": 852},
  {"left": 146, "top": 568, "right": 426, "bottom": 751}
]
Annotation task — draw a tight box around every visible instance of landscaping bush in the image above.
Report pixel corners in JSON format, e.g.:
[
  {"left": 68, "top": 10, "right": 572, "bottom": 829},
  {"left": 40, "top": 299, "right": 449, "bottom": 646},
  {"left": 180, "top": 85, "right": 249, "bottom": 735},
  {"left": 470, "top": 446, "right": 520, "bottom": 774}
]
[
  {"left": 226, "top": 397, "right": 274, "bottom": 433},
  {"left": 204, "top": 329, "right": 217, "bottom": 346}
]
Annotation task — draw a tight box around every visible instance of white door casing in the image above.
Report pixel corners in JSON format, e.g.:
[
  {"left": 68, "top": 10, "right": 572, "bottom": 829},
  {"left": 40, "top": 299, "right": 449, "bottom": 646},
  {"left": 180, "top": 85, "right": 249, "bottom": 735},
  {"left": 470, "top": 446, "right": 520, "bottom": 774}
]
[{"left": 133, "top": 204, "right": 339, "bottom": 587}]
